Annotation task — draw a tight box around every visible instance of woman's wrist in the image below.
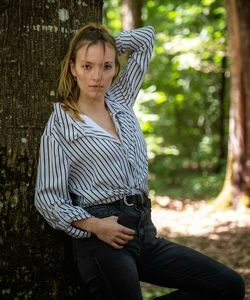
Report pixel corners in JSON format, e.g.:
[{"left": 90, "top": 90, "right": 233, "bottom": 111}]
[{"left": 72, "top": 216, "right": 100, "bottom": 233}]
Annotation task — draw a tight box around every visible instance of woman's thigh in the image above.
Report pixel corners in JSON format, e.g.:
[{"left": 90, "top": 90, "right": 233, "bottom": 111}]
[
  {"left": 137, "top": 237, "right": 245, "bottom": 300},
  {"left": 73, "top": 236, "right": 143, "bottom": 300}
]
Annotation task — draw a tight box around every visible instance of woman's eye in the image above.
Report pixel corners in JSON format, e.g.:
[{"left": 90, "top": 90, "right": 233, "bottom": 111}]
[
  {"left": 104, "top": 64, "right": 112, "bottom": 70},
  {"left": 82, "top": 64, "right": 91, "bottom": 70}
]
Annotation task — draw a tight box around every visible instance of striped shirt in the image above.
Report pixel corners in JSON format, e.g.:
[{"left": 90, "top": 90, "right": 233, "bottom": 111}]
[{"left": 34, "top": 26, "right": 155, "bottom": 238}]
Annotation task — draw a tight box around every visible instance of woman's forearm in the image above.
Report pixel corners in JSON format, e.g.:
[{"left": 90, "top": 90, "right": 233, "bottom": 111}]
[
  {"left": 115, "top": 26, "right": 155, "bottom": 55},
  {"left": 72, "top": 217, "right": 100, "bottom": 233}
]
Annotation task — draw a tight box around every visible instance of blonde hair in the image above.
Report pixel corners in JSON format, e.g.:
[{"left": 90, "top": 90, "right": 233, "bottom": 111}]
[{"left": 57, "top": 23, "right": 120, "bottom": 121}]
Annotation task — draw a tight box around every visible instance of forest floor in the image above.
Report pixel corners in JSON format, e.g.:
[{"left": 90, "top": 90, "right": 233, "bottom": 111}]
[{"left": 141, "top": 196, "right": 250, "bottom": 300}]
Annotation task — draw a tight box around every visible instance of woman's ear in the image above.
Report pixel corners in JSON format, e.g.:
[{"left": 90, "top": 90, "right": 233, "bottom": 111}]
[{"left": 70, "top": 60, "right": 76, "bottom": 77}]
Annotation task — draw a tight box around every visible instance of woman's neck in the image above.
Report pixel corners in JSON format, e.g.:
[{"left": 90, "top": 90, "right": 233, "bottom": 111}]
[{"left": 77, "top": 95, "right": 107, "bottom": 116}]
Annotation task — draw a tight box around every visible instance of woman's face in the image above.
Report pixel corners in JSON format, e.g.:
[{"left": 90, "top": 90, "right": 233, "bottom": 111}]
[{"left": 70, "top": 42, "right": 117, "bottom": 102}]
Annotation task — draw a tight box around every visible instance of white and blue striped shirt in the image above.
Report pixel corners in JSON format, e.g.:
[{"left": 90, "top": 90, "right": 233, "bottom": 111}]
[{"left": 34, "top": 26, "right": 155, "bottom": 238}]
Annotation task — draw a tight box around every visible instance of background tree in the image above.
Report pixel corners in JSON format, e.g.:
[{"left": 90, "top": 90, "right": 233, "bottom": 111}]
[
  {"left": 0, "top": 0, "right": 102, "bottom": 299},
  {"left": 215, "top": 0, "right": 250, "bottom": 209},
  {"left": 121, "top": 0, "right": 143, "bottom": 30}
]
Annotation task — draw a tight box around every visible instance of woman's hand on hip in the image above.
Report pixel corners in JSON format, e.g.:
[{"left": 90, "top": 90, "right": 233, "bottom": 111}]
[
  {"left": 72, "top": 215, "right": 135, "bottom": 249},
  {"left": 93, "top": 216, "right": 135, "bottom": 249}
]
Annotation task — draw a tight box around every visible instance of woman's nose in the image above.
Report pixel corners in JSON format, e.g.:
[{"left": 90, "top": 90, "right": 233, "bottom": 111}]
[{"left": 92, "top": 68, "right": 102, "bottom": 82}]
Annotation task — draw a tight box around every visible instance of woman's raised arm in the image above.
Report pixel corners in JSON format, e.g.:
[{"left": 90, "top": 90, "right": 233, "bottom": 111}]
[{"left": 109, "top": 26, "right": 155, "bottom": 107}]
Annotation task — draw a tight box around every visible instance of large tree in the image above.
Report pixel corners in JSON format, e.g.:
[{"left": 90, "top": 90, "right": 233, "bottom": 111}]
[
  {"left": 215, "top": 0, "right": 250, "bottom": 209},
  {"left": 0, "top": 0, "right": 102, "bottom": 298}
]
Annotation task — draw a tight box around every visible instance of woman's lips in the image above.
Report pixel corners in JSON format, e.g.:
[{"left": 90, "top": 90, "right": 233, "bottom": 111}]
[{"left": 89, "top": 85, "right": 103, "bottom": 88}]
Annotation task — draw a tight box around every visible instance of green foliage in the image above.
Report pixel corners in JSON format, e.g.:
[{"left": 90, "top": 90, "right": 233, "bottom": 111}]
[
  {"left": 149, "top": 165, "right": 226, "bottom": 200},
  {"left": 103, "top": 0, "right": 122, "bottom": 33},
  {"left": 105, "top": 0, "right": 228, "bottom": 199}
]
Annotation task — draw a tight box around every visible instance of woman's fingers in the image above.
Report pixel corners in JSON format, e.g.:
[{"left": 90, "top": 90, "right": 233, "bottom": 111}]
[
  {"left": 96, "top": 215, "right": 136, "bottom": 248},
  {"left": 113, "top": 231, "right": 134, "bottom": 245},
  {"left": 121, "top": 226, "right": 135, "bottom": 236},
  {"left": 119, "top": 232, "right": 134, "bottom": 241},
  {"left": 111, "top": 242, "right": 124, "bottom": 249},
  {"left": 111, "top": 236, "right": 131, "bottom": 248},
  {"left": 114, "top": 237, "right": 127, "bottom": 245}
]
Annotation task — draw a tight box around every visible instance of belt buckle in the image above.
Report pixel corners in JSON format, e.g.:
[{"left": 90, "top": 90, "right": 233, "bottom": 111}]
[{"left": 123, "top": 195, "right": 134, "bottom": 206}]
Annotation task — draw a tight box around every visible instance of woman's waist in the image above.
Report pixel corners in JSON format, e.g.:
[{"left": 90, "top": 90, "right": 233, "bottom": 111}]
[
  {"left": 84, "top": 194, "right": 151, "bottom": 224},
  {"left": 70, "top": 187, "right": 148, "bottom": 207}
]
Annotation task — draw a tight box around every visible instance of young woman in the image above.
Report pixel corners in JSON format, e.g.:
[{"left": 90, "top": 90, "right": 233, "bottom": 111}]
[{"left": 34, "top": 23, "right": 245, "bottom": 300}]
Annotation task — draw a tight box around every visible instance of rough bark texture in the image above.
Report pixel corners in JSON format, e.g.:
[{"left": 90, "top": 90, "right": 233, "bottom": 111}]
[
  {"left": 216, "top": 0, "right": 250, "bottom": 208},
  {"left": 0, "top": 0, "right": 102, "bottom": 298}
]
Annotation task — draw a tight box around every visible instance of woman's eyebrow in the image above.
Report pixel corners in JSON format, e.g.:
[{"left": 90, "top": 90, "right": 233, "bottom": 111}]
[
  {"left": 80, "top": 60, "right": 92, "bottom": 63},
  {"left": 80, "top": 60, "right": 114, "bottom": 64}
]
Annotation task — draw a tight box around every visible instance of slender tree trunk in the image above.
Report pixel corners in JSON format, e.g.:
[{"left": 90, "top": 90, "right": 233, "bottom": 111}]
[
  {"left": 0, "top": 1, "right": 102, "bottom": 298},
  {"left": 215, "top": 0, "right": 250, "bottom": 209},
  {"left": 217, "top": 56, "right": 227, "bottom": 171},
  {"left": 120, "top": 0, "right": 143, "bottom": 67},
  {"left": 121, "top": 0, "right": 143, "bottom": 30}
]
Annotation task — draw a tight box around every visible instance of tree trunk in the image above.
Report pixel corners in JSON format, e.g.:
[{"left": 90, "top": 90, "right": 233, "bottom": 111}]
[
  {"left": 216, "top": 56, "right": 227, "bottom": 173},
  {"left": 120, "top": 0, "right": 143, "bottom": 66},
  {"left": 215, "top": 0, "right": 250, "bottom": 209},
  {"left": 121, "top": 0, "right": 143, "bottom": 30},
  {"left": 0, "top": 0, "right": 102, "bottom": 299}
]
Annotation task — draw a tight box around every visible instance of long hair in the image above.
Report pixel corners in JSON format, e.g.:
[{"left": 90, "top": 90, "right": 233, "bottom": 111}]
[{"left": 57, "top": 23, "right": 120, "bottom": 121}]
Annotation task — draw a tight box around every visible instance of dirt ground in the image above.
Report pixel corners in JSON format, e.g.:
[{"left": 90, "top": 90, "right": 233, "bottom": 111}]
[{"left": 142, "top": 197, "right": 250, "bottom": 299}]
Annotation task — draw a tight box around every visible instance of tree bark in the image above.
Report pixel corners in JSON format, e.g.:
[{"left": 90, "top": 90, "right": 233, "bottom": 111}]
[
  {"left": 121, "top": 0, "right": 143, "bottom": 30},
  {"left": 215, "top": 0, "right": 250, "bottom": 209},
  {"left": 0, "top": 0, "right": 102, "bottom": 298},
  {"left": 217, "top": 56, "right": 227, "bottom": 172}
]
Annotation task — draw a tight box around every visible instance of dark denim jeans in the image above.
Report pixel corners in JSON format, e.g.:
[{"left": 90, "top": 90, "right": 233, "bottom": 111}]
[{"left": 72, "top": 203, "right": 245, "bottom": 300}]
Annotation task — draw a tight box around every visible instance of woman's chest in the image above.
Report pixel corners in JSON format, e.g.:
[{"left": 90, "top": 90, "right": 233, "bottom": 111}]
[{"left": 63, "top": 113, "right": 146, "bottom": 168}]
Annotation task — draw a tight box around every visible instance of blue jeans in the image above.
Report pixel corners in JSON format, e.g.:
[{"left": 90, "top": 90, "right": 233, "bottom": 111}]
[{"left": 72, "top": 203, "right": 245, "bottom": 300}]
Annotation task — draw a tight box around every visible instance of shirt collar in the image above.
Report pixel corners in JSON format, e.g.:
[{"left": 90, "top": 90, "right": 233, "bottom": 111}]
[{"left": 54, "top": 101, "right": 124, "bottom": 142}]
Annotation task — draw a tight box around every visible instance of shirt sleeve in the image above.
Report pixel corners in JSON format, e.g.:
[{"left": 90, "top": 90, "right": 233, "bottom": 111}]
[
  {"left": 34, "top": 134, "right": 92, "bottom": 239},
  {"left": 109, "top": 26, "right": 155, "bottom": 107}
]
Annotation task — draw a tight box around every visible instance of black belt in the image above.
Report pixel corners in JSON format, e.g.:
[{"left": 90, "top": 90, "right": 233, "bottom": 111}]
[{"left": 116, "top": 194, "right": 151, "bottom": 207}]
